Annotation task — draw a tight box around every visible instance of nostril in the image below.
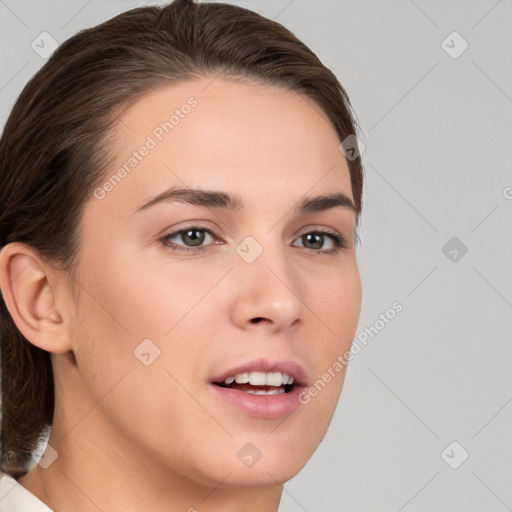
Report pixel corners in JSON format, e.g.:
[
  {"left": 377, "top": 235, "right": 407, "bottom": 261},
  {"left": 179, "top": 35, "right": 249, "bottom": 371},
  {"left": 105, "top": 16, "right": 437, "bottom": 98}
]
[{"left": 250, "top": 317, "right": 264, "bottom": 324}]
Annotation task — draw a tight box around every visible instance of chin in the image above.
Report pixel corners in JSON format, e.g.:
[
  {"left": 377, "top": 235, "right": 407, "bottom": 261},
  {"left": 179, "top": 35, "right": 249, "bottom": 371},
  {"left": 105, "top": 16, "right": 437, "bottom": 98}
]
[
  {"left": 187, "top": 428, "right": 320, "bottom": 489},
  {"left": 206, "top": 451, "right": 311, "bottom": 489}
]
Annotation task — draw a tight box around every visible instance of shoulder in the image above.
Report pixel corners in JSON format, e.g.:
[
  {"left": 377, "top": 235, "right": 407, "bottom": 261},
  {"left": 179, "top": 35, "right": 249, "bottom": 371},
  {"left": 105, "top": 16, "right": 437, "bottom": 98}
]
[{"left": 0, "top": 472, "right": 53, "bottom": 511}]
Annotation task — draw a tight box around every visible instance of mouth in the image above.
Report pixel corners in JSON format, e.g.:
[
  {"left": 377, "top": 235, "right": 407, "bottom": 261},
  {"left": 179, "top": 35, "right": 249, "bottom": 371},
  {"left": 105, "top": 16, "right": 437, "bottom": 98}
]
[
  {"left": 208, "top": 358, "right": 308, "bottom": 419},
  {"left": 213, "top": 370, "right": 296, "bottom": 395}
]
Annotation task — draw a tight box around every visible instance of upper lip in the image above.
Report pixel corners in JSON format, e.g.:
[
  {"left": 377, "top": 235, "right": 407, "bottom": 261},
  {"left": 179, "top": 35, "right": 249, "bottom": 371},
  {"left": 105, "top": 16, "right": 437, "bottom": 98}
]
[{"left": 210, "top": 357, "right": 308, "bottom": 386}]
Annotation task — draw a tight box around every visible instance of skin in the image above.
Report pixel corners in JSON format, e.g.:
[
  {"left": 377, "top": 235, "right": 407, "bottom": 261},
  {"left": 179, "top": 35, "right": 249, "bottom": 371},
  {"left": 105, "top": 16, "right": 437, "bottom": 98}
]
[{"left": 1, "top": 76, "right": 362, "bottom": 511}]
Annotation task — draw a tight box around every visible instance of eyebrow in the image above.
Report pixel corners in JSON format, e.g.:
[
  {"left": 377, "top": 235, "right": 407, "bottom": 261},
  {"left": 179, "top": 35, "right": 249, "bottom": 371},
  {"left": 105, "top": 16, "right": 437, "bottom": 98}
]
[{"left": 133, "top": 187, "right": 358, "bottom": 216}]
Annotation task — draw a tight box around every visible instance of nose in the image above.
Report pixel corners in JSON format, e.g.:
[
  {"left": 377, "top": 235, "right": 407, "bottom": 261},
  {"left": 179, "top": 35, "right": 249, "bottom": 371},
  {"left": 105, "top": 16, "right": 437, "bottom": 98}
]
[{"left": 230, "top": 237, "right": 304, "bottom": 333}]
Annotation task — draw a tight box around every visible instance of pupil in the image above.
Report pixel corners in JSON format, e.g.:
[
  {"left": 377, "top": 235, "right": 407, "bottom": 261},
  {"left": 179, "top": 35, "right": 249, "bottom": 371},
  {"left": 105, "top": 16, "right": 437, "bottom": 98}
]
[
  {"left": 305, "top": 233, "right": 322, "bottom": 249},
  {"left": 183, "top": 229, "right": 204, "bottom": 246}
]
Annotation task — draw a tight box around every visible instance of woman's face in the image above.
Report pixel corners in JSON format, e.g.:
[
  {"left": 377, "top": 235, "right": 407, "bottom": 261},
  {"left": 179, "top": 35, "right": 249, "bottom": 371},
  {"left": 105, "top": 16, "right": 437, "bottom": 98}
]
[{"left": 61, "top": 76, "right": 362, "bottom": 489}]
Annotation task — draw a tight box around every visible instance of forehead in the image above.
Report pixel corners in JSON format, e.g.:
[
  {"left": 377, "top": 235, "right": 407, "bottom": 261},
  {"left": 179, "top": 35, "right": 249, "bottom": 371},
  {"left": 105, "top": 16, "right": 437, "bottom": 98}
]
[{"left": 93, "top": 76, "right": 353, "bottom": 217}]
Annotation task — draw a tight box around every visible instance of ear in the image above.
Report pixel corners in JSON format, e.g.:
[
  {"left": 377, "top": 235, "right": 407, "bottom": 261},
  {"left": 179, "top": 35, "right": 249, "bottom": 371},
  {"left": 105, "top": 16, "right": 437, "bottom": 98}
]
[{"left": 0, "top": 242, "right": 72, "bottom": 354}]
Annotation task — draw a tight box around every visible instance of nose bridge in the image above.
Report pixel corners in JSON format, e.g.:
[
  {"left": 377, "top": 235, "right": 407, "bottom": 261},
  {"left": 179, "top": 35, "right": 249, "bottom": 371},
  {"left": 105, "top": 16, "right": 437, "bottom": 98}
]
[{"left": 231, "top": 231, "right": 303, "bottom": 329}]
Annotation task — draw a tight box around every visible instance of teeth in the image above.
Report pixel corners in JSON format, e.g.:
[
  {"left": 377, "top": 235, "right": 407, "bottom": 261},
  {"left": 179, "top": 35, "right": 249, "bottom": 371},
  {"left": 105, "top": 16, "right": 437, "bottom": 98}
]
[
  {"left": 245, "top": 388, "right": 286, "bottom": 395},
  {"left": 234, "top": 372, "right": 249, "bottom": 384},
  {"left": 266, "top": 372, "right": 282, "bottom": 386},
  {"left": 224, "top": 371, "right": 294, "bottom": 386},
  {"left": 249, "top": 371, "right": 266, "bottom": 385}
]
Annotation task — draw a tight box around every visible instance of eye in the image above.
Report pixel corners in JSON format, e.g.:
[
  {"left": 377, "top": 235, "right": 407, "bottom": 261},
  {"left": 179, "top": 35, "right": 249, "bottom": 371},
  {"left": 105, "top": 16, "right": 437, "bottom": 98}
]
[
  {"left": 159, "top": 226, "right": 347, "bottom": 254},
  {"left": 160, "top": 227, "right": 219, "bottom": 252},
  {"left": 293, "top": 230, "right": 347, "bottom": 254}
]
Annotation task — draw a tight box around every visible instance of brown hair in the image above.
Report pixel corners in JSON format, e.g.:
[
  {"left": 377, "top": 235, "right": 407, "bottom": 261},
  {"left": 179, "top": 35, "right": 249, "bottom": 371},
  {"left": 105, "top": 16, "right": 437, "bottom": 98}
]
[{"left": 0, "top": 0, "right": 364, "bottom": 474}]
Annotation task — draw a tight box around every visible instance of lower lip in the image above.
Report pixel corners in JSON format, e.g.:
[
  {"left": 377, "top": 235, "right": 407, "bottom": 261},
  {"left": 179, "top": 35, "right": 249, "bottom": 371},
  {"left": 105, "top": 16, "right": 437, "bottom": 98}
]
[{"left": 208, "top": 383, "right": 305, "bottom": 419}]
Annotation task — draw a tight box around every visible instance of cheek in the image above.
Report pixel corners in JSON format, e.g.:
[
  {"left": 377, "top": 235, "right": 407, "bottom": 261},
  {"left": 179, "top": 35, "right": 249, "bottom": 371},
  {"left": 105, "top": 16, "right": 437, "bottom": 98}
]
[
  {"left": 306, "top": 259, "right": 362, "bottom": 350},
  {"left": 67, "top": 258, "right": 214, "bottom": 457},
  {"left": 298, "top": 261, "right": 361, "bottom": 408},
  {"left": 73, "top": 240, "right": 203, "bottom": 343},
  {"left": 69, "top": 243, "right": 223, "bottom": 408}
]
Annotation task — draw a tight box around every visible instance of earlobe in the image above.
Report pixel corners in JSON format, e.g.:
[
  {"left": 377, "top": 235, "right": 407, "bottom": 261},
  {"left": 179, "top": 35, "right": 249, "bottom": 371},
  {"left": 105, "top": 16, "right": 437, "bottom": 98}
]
[{"left": 0, "top": 242, "right": 71, "bottom": 354}]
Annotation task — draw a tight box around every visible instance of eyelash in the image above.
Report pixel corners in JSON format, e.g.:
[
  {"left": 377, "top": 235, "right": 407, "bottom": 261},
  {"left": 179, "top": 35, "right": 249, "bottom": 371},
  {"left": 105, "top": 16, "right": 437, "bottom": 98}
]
[{"left": 159, "top": 226, "right": 348, "bottom": 255}]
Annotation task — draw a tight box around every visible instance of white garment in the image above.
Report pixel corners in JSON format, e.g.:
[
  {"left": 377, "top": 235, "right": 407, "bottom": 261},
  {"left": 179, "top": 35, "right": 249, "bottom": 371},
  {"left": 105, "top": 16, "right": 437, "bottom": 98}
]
[{"left": 0, "top": 472, "right": 53, "bottom": 511}]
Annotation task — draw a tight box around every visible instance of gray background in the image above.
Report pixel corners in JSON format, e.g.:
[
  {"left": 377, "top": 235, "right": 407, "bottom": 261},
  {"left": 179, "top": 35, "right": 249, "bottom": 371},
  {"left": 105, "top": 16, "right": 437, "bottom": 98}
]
[{"left": 1, "top": 0, "right": 511, "bottom": 510}]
